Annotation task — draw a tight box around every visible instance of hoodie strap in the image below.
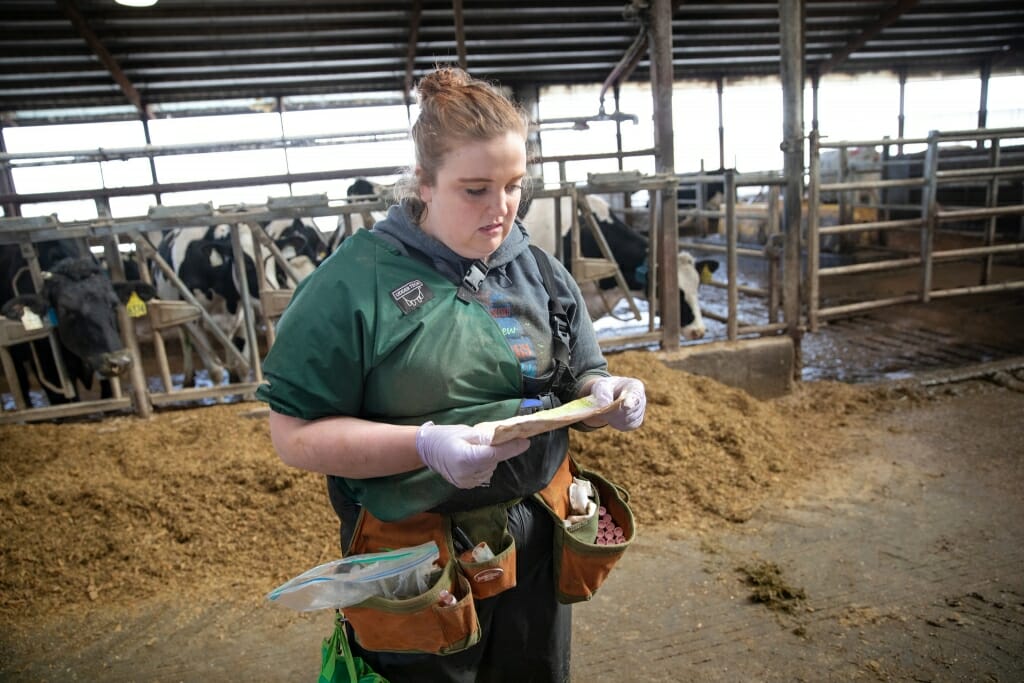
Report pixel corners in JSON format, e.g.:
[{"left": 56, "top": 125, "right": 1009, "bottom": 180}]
[{"left": 529, "top": 245, "right": 576, "bottom": 394}]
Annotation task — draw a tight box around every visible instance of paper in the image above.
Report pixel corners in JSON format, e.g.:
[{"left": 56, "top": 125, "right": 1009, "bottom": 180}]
[{"left": 475, "top": 395, "right": 624, "bottom": 445}]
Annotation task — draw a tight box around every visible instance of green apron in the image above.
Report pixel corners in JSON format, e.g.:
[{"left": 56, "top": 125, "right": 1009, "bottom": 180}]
[{"left": 259, "top": 230, "right": 562, "bottom": 521}]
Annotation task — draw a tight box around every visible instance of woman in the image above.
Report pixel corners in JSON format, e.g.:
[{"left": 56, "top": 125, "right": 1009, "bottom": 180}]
[{"left": 258, "top": 66, "right": 646, "bottom": 683}]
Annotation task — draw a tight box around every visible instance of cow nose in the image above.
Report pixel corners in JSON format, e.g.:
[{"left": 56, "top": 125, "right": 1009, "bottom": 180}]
[
  {"left": 99, "top": 350, "right": 134, "bottom": 376},
  {"left": 682, "top": 325, "right": 706, "bottom": 341}
]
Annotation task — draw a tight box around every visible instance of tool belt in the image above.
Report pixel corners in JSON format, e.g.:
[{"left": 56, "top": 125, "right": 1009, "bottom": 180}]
[{"left": 340, "top": 454, "right": 635, "bottom": 655}]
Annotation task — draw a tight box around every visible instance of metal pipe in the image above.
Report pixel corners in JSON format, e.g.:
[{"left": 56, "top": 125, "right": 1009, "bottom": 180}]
[
  {"left": 983, "top": 139, "right": 1000, "bottom": 284},
  {"left": 820, "top": 177, "right": 925, "bottom": 193},
  {"left": 779, "top": 0, "right": 805, "bottom": 363},
  {"left": 0, "top": 165, "right": 403, "bottom": 206},
  {"left": 937, "top": 204, "right": 1024, "bottom": 221},
  {"left": 920, "top": 131, "right": 940, "bottom": 302},
  {"left": 932, "top": 243, "right": 1024, "bottom": 260},
  {"left": 716, "top": 77, "right": 725, "bottom": 170},
  {"left": 819, "top": 256, "right": 922, "bottom": 276},
  {"left": 817, "top": 294, "right": 921, "bottom": 319},
  {"left": 807, "top": 129, "right": 821, "bottom": 331},
  {"left": 725, "top": 170, "right": 738, "bottom": 341},
  {"left": 935, "top": 165, "right": 1024, "bottom": 180},
  {"left": 818, "top": 217, "right": 923, "bottom": 235},
  {"left": 1, "top": 130, "right": 412, "bottom": 168}
]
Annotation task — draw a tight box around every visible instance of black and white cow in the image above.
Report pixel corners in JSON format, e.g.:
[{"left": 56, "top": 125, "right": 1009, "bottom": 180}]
[
  {"left": 1, "top": 244, "right": 155, "bottom": 407},
  {"left": 152, "top": 219, "right": 327, "bottom": 383},
  {"left": 337, "top": 178, "right": 389, "bottom": 239},
  {"left": 263, "top": 217, "right": 330, "bottom": 284},
  {"left": 521, "top": 195, "right": 718, "bottom": 340}
]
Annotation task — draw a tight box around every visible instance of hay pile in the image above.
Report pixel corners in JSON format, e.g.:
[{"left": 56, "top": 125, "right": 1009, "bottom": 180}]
[{"left": 0, "top": 350, "right": 909, "bottom": 620}]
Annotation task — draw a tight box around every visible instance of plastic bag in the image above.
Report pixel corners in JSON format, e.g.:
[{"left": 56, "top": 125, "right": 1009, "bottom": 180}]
[{"left": 268, "top": 541, "right": 440, "bottom": 612}]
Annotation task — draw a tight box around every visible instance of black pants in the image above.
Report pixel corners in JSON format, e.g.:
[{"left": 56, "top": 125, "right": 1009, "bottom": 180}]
[{"left": 347, "top": 497, "right": 572, "bottom": 683}]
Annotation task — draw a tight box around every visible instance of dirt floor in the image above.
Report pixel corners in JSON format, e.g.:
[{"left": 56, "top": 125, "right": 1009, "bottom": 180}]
[{"left": 1, "top": 351, "right": 1023, "bottom": 682}]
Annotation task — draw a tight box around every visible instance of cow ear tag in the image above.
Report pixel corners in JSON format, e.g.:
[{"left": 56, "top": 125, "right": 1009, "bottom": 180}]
[
  {"left": 700, "top": 264, "right": 714, "bottom": 285},
  {"left": 126, "top": 291, "right": 148, "bottom": 318},
  {"left": 20, "top": 308, "right": 44, "bottom": 331}
]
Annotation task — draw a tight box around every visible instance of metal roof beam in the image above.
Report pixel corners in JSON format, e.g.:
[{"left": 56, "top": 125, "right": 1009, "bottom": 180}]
[
  {"left": 453, "top": 0, "right": 467, "bottom": 70},
  {"left": 404, "top": 0, "right": 423, "bottom": 104},
  {"left": 55, "top": 0, "right": 144, "bottom": 115},
  {"left": 816, "top": 0, "right": 919, "bottom": 77}
]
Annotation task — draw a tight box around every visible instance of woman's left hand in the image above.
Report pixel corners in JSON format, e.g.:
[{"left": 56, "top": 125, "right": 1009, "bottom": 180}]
[{"left": 589, "top": 375, "right": 647, "bottom": 431}]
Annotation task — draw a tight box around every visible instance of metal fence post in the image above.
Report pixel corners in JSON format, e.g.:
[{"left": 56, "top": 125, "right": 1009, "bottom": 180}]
[
  {"left": 920, "top": 130, "right": 940, "bottom": 302},
  {"left": 725, "top": 170, "right": 738, "bottom": 341},
  {"left": 807, "top": 129, "right": 821, "bottom": 331}
]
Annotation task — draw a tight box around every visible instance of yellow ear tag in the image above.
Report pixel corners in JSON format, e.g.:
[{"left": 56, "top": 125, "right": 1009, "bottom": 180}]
[
  {"left": 700, "top": 264, "right": 714, "bottom": 285},
  {"left": 126, "top": 291, "right": 148, "bottom": 318},
  {"left": 20, "top": 308, "right": 44, "bottom": 331}
]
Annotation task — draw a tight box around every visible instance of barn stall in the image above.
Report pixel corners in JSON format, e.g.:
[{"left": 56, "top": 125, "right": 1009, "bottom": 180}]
[{"left": 2, "top": 2, "right": 1024, "bottom": 680}]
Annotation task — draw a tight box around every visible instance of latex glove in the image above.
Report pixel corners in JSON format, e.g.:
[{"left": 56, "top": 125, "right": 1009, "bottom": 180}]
[
  {"left": 416, "top": 422, "right": 530, "bottom": 489},
  {"left": 590, "top": 375, "right": 647, "bottom": 431}
]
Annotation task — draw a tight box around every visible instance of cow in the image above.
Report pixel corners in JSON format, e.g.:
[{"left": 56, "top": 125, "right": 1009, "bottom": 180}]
[
  {"left": 262, "top": 217, "right": 330, "bottom": 284},
  {"left": 152, "top": 219, "right": 327, "bottom": 385},
  {"left": 337, "top": 178, "right": 389, "bottom": 240},
  {"left": 1, "top": 244, "right": 155, "bottom": 408},
  {"left": 520, "top": 194, "right": 719, "bottom": 340}
]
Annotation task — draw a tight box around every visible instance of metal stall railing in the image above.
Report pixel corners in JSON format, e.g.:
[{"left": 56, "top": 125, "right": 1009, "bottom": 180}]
[
  {"left": 808, "top": 127, "right": 1024, "bottom": 332},
  {"left": 0, "top": 197, "right": 377, "bottom": 423},
  {"left": 677, "top": 170, "right": 789, "bottom": 341},
  {"left": 511, "top": 159, "right": 789, "bottom": 349},
  {"left": 562, "top": 172, "right": 682, "bottom": 350},
  {"left": 2, "top": 132, "right": 803, "bottom": 419}
]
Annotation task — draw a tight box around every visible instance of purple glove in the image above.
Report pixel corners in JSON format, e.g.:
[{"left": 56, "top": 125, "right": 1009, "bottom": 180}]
[
  {"left": 590, "top": 376, "right": 647, "bottom": 431},
  {"left": 416, "top": 422, "right": 530, "bottom": 489}
]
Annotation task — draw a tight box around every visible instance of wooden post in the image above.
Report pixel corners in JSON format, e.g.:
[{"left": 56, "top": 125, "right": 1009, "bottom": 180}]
[
  {"left": 102, "top": 233, "right": 152, "bottom": 418},
  {"left": 229, "top": 225, "right": 263, "bottom": 386},
  {"left": 649, "top": 0, "right": 680, "bottom": 348}
]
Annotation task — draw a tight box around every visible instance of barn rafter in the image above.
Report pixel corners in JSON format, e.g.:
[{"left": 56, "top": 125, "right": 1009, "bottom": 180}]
[{"left": 2, "top": 0, "right": 1022, "bottom": 124}]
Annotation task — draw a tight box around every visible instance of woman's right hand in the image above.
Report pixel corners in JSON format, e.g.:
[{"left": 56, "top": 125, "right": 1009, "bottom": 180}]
[{"left": 416, "top": 422, "right": 530, "bottom": 488}]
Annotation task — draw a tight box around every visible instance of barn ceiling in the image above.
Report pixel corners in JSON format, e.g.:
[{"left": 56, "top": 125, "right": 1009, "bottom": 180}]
[{"left": 2, "top": 0, "right": 1023, "bottom": 124}]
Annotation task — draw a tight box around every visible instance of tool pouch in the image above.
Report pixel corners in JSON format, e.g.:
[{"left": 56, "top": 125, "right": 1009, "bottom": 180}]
[
  {"left": 341, "top": 503, "right": 520, "bottom": 654},
  {"left": 342, "top": 559, "right": 480, "bottom": 655},
  {"left": 534, "top": 455, "right": 636, "bottom": 604},
  {"left": 451, "top": 504, "right": 519, "bottom": 600}
]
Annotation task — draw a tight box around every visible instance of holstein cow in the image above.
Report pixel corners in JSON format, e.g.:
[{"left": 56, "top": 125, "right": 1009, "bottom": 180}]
[
  {"left": 521, "top": 195, "right": 718, "bottom": 340},
  {"left": 337, "top": 178, "right": 389, "bottom": 240},
  {"left": 1, "top": 244, "right": 155, "bottom": 407},
  {"left": 262, "top": 217, "right": 330, "bottom": 284},
  {"left": 153, "top": 220, "right": 327, "bottom": 383}
]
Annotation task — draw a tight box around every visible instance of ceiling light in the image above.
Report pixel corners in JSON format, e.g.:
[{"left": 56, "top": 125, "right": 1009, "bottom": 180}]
[{"left": 115, "top": 0, "right": 158, "bottom": 7}]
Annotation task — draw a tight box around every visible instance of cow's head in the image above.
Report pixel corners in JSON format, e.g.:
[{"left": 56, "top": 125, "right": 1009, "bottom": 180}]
[
  {"left": 347, "top": 177, "right": 397, "bottom": 205},
  {"left": 268, "top": 218, "right": 329, "bottom": 283},
  {"left": 347, "top": 178, "right": 379, "bottom": 198},
  {"left": 3, "top": 257, "right": 155, "bottom": 378},
  {"left": 677, "top": 251, "right": 719, "bottom": 340}
]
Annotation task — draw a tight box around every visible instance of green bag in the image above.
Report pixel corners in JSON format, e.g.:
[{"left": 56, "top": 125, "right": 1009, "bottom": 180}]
[{"left": 319, "top": 612, "right": 388, "bottom": 683}]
